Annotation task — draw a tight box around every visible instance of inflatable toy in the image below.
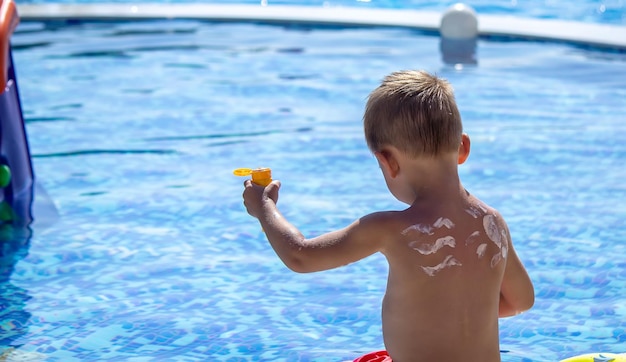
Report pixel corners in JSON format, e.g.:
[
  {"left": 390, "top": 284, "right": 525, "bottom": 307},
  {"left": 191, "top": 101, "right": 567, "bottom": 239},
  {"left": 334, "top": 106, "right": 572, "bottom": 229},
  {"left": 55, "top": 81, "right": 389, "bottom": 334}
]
[
  {"left": 561, "top": 353, "right": 626, "bottom": 362},
  {"left": 0, "top": 0, "right": 35, "bottom": 227}
]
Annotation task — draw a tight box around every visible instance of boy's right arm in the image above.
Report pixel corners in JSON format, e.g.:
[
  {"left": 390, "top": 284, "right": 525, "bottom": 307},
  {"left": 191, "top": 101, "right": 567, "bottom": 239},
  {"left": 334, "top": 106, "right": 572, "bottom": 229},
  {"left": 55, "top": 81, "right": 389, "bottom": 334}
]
[
  {"left": 498, "top": 230, "right": 535, "bottom": 317},
  {"left": 242, "top": 180, "right": 388, "bottom": 273}
]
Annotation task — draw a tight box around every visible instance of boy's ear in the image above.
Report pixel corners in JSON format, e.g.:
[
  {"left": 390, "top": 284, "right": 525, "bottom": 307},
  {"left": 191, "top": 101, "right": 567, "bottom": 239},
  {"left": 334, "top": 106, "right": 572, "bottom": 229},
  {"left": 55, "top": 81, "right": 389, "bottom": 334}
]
[
  {"left": 457, "top": 133, "right": 471, "bottom": 165},
  {"left": 375, "top": 149, "right": 400, "bottom": 178}
]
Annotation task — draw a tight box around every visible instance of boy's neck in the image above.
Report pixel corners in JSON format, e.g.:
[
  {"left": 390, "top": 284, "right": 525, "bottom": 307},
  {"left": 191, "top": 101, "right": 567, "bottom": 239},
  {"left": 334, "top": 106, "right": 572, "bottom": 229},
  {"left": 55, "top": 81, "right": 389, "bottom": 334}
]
[{"left": 403, "top": 153, "right": 466, "bottom": 205}]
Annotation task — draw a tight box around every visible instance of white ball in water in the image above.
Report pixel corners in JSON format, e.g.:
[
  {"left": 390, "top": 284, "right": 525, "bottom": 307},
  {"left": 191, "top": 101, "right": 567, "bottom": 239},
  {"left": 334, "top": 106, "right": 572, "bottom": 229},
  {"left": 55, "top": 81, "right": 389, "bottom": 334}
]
[{"left": 440, "top": 3, "right": 479, "bottom": 39}]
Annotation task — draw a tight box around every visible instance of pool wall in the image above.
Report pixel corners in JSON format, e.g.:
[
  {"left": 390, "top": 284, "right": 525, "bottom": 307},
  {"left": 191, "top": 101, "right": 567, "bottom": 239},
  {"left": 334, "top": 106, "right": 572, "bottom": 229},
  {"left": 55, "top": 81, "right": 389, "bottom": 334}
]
[{"left": 16, "top": 3, "right": 626, "bottom": 51}]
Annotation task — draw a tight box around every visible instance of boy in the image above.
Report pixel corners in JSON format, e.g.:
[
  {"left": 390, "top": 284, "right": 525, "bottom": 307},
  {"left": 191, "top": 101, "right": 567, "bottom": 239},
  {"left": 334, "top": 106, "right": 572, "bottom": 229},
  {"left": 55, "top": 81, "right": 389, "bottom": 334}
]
[{"left": 241, "top": 70, "right": 534, "bottom": 362}]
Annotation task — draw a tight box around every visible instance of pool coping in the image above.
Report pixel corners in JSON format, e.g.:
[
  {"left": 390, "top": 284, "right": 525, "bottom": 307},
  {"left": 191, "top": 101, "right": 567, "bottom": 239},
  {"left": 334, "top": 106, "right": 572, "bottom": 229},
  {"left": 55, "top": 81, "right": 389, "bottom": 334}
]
[{"left": 16, "top": 3, "right": 626, "bottom": 50}]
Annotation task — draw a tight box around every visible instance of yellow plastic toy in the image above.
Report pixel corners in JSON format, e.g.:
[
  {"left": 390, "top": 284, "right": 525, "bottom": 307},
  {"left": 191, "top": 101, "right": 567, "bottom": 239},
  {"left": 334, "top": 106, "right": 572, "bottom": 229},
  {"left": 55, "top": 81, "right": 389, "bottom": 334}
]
[
  {"left": 560, "top": 353, "right": 626, "bottom": 362},
  {"left": 233, "top": 167, "right": 272, "bottom": 187}
]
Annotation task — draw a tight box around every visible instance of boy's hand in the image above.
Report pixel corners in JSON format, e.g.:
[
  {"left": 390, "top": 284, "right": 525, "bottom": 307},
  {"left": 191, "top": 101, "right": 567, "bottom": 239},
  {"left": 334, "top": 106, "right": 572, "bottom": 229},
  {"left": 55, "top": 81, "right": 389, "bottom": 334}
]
[{"left": 242, "top": 180, "right": 280, "bottom": 219}]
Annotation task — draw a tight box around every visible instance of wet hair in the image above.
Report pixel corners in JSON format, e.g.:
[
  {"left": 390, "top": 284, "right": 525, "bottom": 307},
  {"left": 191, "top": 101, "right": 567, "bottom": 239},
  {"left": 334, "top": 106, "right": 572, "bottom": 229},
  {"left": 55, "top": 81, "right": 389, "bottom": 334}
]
[{"left": 363, "top": 70, "right": 463, "bottom": 157}]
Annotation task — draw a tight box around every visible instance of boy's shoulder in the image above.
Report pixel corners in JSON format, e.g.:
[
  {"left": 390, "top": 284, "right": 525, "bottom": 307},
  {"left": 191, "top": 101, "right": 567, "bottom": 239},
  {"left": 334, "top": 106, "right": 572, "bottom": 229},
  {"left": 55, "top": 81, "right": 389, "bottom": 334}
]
[
  {"left": 465, "top": 194, "right": 499, "bottom": 216},
  {"left": 464, "top": 195, "right": 509, "bottom": 227},
  {"left": 356, "top": 193, "right": 509, "bottom": 241}
]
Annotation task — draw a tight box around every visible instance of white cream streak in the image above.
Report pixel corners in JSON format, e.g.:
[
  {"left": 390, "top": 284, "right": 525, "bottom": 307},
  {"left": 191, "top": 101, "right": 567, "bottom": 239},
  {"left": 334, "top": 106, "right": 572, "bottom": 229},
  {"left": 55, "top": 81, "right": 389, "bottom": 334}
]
[
  {"left": 464, "top": 231, "right": 480, "bottom": 245},
  {"left": 421, "top": 255, "right": 462, "bottom": 276},
  {"left": 409, "top": 236, "right": 456, "bottom": 255},
  {"left": 402, "top": 217, "right": 455, "bottom": 236},
  {"left": 465, "top": 202, "right": 488, "bottom": 218},
  {"left": 490, "top": 252, "right": 503, "bottom": 268},
  {"left": 402, "top": 224, "right": 434, "bottom": 235},
  {"left": 483, "top": 214, "right": 502, "bottom": 248},
  {"left": 476, "top": 243, "right": 487, "bottom": 258},
  {"left": 433, "top": 217, "right": 455, "bottom": 229},
  {"left": 483, "top": 214, "right": 511, "bottom": 268},
  {"left": 489, "top": 231, "right": 509, "bottom": 268},
  {"left": 501, "top": 230, "right": 509, "bottom": 259},
  {"left": 464, "top": 206, "right": 481, "bottom": 218}
]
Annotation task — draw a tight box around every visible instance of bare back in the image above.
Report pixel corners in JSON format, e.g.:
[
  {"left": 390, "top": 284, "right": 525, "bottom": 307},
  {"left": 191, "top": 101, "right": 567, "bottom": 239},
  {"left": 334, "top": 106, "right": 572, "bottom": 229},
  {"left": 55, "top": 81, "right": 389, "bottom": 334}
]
[{"left": 379, "top": 194, "right": 508, "bottom": 362}]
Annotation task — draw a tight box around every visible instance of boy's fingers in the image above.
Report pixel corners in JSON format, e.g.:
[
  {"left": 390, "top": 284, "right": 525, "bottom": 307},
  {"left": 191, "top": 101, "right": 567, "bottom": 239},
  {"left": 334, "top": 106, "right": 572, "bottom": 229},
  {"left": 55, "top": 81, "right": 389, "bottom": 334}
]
[{"left": 264, "top": 181, "right": 280, "bottom": 195}]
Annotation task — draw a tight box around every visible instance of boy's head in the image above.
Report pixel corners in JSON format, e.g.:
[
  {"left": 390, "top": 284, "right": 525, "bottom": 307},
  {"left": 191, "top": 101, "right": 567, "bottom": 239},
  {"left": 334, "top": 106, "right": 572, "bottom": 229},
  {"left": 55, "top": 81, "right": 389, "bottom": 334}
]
[{"left": 363, "top": 70, "right": 463, "bottom": 158}]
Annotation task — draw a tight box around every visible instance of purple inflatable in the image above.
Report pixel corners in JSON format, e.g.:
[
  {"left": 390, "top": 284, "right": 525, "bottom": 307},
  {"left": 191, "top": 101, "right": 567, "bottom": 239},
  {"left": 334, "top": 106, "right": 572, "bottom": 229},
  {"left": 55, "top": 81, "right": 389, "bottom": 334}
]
[{"left": 0, "top": 1, "right": 34, "bottom": 227}]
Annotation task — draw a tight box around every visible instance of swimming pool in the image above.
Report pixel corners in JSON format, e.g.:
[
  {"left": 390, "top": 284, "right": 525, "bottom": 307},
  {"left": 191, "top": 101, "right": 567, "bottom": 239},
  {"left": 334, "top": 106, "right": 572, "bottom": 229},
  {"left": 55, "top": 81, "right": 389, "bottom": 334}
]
[
  {"left": 17, "top": 0, "right": 626, "bottom": 25},
  {"left": 3, "top": 3, "right": 626, "bottom": 362}
]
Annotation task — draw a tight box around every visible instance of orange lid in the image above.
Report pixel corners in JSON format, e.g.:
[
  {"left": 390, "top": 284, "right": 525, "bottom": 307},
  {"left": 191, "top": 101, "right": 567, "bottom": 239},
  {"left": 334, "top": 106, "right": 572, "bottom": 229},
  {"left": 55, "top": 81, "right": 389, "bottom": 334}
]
[
  {"left": 250, "top": 168, "right": 271, "bottom": 182},
  {"left": 233, "top": 167, "right": 272, "bottom": 186}
]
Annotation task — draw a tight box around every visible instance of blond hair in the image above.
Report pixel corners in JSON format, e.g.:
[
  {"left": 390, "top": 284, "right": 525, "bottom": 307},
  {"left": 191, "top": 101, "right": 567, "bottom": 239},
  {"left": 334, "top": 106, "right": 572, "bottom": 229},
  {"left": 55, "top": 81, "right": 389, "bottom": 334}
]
[{"left": 363, "top": 70, "right": 463, "bottom": 157}]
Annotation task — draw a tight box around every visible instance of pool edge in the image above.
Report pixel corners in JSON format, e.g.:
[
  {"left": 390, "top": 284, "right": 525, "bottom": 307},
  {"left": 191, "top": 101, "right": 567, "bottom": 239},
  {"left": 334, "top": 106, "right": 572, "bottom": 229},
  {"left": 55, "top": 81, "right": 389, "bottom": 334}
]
[{"left": 15, "top": 3, "right": 626, "bottom": 50}]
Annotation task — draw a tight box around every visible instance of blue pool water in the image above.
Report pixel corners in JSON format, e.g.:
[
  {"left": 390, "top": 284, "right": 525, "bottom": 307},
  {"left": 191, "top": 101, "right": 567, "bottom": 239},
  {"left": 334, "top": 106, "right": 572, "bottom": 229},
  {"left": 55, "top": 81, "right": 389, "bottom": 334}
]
[
  {"left": 17, "top": 0, "right": 626, "bottom": 25},
  {"left": 3, "top": 7, "right": 626, "bottom": 362}
]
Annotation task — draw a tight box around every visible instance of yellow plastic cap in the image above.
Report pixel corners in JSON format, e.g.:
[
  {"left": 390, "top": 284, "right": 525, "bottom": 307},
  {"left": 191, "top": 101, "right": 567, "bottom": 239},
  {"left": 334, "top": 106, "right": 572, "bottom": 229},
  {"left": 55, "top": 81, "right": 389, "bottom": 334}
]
[{"left": 233, "top": 167, "right": 272, "bottom": 186}]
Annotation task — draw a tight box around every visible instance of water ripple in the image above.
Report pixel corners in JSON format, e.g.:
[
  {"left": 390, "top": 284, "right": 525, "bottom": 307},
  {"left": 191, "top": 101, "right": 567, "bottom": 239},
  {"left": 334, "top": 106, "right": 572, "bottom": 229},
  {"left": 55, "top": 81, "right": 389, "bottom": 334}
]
[{"left": 32, "top": 149, "right": 177, "bottom": 158}]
